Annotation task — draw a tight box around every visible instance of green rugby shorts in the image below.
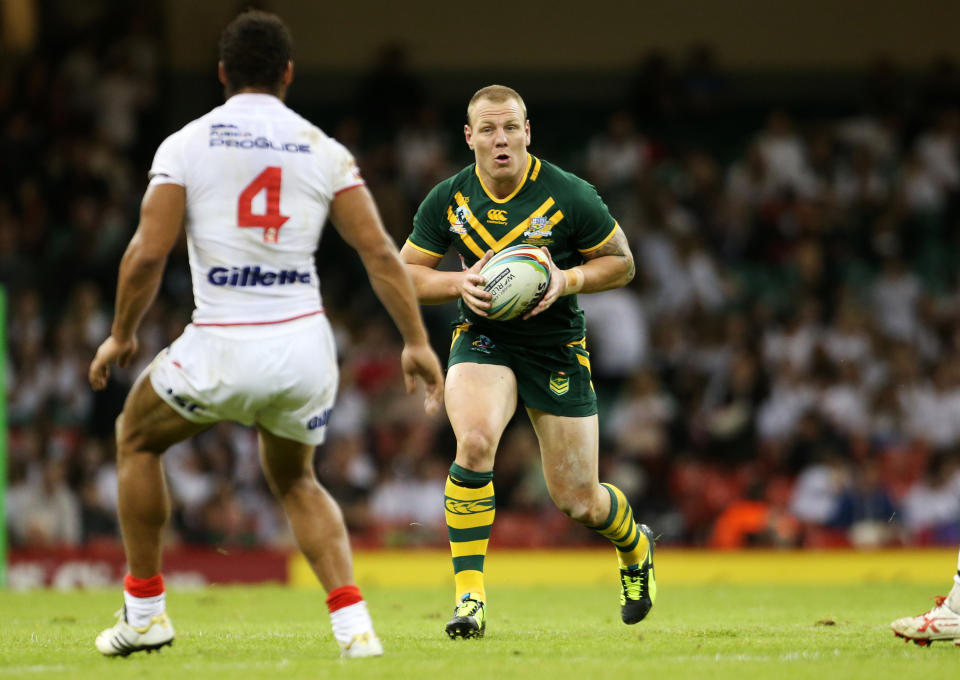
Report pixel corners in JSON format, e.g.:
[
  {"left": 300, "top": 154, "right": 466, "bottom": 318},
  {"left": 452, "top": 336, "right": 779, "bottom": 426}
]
[{"left": 447, "top": 322, "right": 597, "bottom": 417}]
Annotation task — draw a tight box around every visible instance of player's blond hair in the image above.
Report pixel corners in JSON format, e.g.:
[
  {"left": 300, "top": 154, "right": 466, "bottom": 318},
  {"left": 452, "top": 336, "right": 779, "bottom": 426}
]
[{"left": 467, "top": 85, "right": 527, "bottom": 126}]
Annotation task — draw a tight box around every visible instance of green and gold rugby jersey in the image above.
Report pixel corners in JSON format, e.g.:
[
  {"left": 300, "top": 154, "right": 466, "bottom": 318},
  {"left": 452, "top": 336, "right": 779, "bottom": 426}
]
[{"left": 407, "top": 154, "right": 618, "bottom": 347}]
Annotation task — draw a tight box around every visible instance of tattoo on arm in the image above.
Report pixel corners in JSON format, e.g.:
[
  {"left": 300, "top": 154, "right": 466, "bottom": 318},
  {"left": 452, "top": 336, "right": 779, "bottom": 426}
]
[{"left": 586, "top": 228, "right": 635, "bottom": 281}]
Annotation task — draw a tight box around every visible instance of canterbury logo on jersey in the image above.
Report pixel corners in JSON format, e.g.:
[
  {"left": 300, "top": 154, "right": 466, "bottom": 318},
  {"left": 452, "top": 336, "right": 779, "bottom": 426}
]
[
  {"left": 444, "top": 497, "right": 495, "bottom": 514},
  {"left": 487, "top": 209, "right": 508, "bottom": 224},
  {"left": 207, "top": 266, "right": 311, "bottom": 287}
]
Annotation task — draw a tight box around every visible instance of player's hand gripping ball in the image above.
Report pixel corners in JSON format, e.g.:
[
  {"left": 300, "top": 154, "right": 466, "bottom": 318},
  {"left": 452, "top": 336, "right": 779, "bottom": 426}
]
[{"left": 479, "top": 245, "right": 551, "bottom": 321}]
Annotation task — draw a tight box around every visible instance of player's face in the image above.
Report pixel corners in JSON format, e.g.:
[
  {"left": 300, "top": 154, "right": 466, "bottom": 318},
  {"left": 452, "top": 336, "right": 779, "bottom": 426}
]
[{"left": 465, "top": 97, "right": 531, "bottom": 187}]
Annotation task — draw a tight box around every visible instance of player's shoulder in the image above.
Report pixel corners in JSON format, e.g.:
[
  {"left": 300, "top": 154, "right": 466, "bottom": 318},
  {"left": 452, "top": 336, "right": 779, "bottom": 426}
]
[
  {"left": 538, "top": 160, "right": 607, "bottom": 223},
  {"left": 536, "top": 157, "right": 592, "bottom": 192},
  {"left": 157, "top": 111, "right": 211, "bottom": 148},
  {"left": 444, "top": 163, "right": 477, "bottom": 190},
  {"left": 424, "top": 164, "right": 476, "bottom": 201},
  {"left": 154, "top": 101, "right": 243, "bottom": 154},
  {"left": 279, "top": 106, "right": 344, "bottom": 152},
  {"left": 179, "top": 98, "right": 343, "bottom": 151}
]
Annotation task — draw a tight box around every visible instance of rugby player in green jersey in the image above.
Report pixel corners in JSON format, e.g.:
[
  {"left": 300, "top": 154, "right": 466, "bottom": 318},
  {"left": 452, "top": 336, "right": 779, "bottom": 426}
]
[{"left": 400, "top": 85, "right": 656, "bottom": 639}]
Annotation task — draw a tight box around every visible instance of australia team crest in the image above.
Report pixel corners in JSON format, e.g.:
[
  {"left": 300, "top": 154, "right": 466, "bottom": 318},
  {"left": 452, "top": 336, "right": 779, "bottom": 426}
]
[{"left": 523, "top": 216, "right": 554, "bottom": 243}]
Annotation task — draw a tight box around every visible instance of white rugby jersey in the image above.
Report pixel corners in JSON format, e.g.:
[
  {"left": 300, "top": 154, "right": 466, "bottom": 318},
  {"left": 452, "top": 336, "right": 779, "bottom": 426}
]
[{"left": 148, "top": 93, "right": 363, "bottom": 325}]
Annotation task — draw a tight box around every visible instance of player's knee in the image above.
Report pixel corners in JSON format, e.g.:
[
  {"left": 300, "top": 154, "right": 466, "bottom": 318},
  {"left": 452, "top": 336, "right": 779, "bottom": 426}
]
[
  {"left": 270, "top": 471, "right": 318, "bottom": 500},
  {"left": 115, "top": 411, "right": 150, "bottom": 459},
  {"left": 552, "top": 488, "right": 604, "bottom": 525},
  {"left": 456, "top": 429, "right": 497, "bottom": 468}
]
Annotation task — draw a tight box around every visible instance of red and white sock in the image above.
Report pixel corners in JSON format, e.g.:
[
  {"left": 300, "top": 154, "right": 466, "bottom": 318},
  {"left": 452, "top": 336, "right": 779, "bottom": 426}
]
[
  {"left": 327, "top": 585, "right": 375, "bottom": 646},
  {"left": 948, "top": 578, "right": 960, "bottom": 614},
  {"left": 123, "top": 573, "right": 166, "bottom": 629},
  {"left": 951, "top": 548, "right": 960, "bottom": 611}
]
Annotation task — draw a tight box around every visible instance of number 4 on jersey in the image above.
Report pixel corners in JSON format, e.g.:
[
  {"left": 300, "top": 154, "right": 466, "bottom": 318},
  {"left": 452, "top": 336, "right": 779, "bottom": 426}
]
[{"left": 238, "top": 166, "right": 289, "bottom": 243}]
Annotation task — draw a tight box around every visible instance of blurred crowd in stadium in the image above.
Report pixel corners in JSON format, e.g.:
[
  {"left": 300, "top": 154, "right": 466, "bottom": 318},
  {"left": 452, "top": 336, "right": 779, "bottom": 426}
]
[{"left": 4, "top": 9, "right": 960, "bottom": 554}]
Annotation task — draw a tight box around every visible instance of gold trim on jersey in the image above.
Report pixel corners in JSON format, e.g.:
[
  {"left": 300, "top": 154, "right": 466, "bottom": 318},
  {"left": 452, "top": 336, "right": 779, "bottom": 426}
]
[
  {"left": 578, "top": 221, "right": 619, "bottom": 254},
  {"left": 405, "top": 239, "right": 445, "bottom": 259},
  {"left": 530, "top": 156, "right": 542, "bottom": 181},
  {"left": 475, "top": 154, "right": 533, "bottom": 204},
  {"left": 446, "top": 206, "right": 486, "bottom": 258},
  {"left": 454, "top": 193, "right": 563, "bottom": 253}
]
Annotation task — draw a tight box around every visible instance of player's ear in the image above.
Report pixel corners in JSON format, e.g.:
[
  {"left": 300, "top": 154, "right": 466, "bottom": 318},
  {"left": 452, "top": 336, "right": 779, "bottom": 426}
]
[
  {"left": 218, "top": 61, "right": 227, "bottom": 86},
  {"left": 464, "top": 124, "right": 474, "bottom": 150},
  {"left": 283, "top": 60, "right": 294, "bottom": 86},
  {"left": 525, "top": 120, "right": 531, "bottom": 147}
]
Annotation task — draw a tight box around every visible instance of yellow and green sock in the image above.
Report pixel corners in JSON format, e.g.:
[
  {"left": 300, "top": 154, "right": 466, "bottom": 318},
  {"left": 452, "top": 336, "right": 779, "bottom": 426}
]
[
  {"left": 445, "top": 462, "right": 495, "bottom": 603},
  {"left": 588, "top": 483, "right": 649, "bottom": 569}
]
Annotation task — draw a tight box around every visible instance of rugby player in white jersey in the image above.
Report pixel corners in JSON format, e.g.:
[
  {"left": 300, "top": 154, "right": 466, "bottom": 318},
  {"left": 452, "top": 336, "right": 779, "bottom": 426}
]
[{"left": 88, "top": 10, "right": 443, "bottom": 659}]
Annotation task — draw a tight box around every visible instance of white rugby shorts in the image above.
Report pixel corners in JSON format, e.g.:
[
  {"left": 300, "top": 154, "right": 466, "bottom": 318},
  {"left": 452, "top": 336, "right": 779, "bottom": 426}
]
[{"left": 149, "top": 314, "right": 338, "bottom": 445}]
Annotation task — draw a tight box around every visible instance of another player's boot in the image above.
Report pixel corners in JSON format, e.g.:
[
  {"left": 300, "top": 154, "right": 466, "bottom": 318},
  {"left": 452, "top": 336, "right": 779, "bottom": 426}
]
[
  {"left": 446, "top": 593, "right": 486, "bottom": 639},
  {"left": 890, "top": 595, "right": 960, "bottom": 646},
  {"left": 327, "top": 589, "right": 383, "bottom": 658},
  {"left": 339, "top": 631, "right": 384, "bottom": 658},
  {"left": 95, "top": 606, "right": 175, "bottom": 656},
  {"left": 620, "top": 523, "right": 656, "bottom": 624}
]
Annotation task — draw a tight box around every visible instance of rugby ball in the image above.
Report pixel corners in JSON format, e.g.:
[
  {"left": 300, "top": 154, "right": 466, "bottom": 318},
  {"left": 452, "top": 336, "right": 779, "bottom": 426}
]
[{"left": 479, "top": 245, "right": 551, "bottom": 321}]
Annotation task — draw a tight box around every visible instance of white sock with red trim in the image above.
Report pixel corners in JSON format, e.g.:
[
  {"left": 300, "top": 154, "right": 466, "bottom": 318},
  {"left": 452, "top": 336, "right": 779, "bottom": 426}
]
[
  {"left": 950, "top": 548, "right": 960, "bottom": 612},
  {"left": 948, "top": 577, "right": 960, "bottom": 614},
  {"left": 123, "top": 573, "right": 166, "bottom": 629},
  {"left": 327, "top": 585, "right": 375, "bottom": 646}
]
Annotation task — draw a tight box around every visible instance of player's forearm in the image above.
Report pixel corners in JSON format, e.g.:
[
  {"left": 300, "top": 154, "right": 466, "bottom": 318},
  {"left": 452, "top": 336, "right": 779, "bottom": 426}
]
[
  {"left": 563, "top": 227, "right": 635, "bottom": 295},
  {"left": 563, "top": 255, "right": 634, "bottom": 295},
  {"left": 362, "top": 250, "right": 432, "bottom": 345},
  {"left": 404, "top": 264, "right": 464, "bottom": 304},
  {"left": 110, "top": 242, "right": 167, "bottom": 342}
]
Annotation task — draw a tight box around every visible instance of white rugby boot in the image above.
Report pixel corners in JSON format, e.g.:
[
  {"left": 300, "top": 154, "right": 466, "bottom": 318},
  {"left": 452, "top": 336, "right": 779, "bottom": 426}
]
[
  {"left": 339, "top": 631, "right": 384, "bottom": 658},
  {"left": 890, "top": 593, "right": 960, "bottom": 647},
  {"left": 95, "top": 607, "right": 175, "bottom": 656}
]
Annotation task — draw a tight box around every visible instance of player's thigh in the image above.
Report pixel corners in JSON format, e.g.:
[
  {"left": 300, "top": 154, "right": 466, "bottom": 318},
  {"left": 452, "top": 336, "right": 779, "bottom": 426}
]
[
  {"left": 255, "top": 317, "right": 339, "bottom": 446},
  {"left": 526, "top": 408, "right": 600, "bottom": 493},
  {"left": 149, "top": 324, "right": 248, "bottom": 426},
  {"left": 445, "top": 361, "right": 518, "bottom": 451},
  {"left": 256, "top": 426, "right": 317, "bottom": 497},
  {"left": 512, "top": 337, "right": 597, "bottom": 418},
  {"left": 118, "top": 370, "right": 211, "bottom": 455}
]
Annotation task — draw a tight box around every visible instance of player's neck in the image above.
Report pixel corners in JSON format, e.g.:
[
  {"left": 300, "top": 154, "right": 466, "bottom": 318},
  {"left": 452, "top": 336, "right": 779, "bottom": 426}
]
[
  {"left": 478, "top": 157, "right": 528, "bottom": 200},
  {"left": 228, "top": 86, "right": 287, "bottom": 101}
]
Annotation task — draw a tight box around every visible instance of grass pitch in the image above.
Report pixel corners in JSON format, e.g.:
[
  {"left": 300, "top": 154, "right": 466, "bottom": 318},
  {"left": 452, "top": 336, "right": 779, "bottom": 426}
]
[{"left": 1, "top": 581, "right": 957, "bottom": 679}]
